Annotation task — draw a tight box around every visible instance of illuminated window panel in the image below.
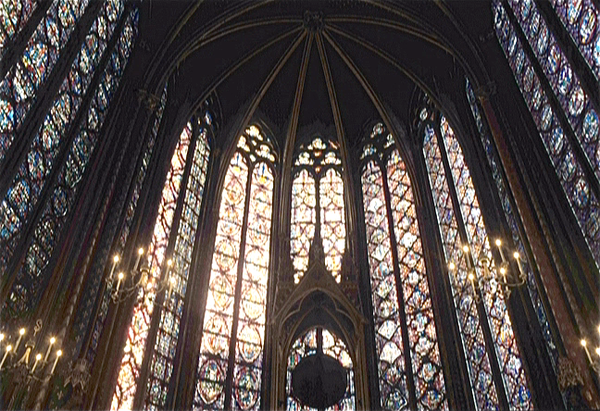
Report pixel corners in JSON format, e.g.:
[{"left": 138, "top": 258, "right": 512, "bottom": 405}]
[
  {"left": 550, "top": 0, "right": 600, "bottom": 81},
  {"left": 286, "top": 327, "right": 355, "bottom": 411},
  {"left": 423, "top": 125, "right": 500, "bottom": 411},
  {"left": 362, "top": 161, "right": 409, "bottom": 410},
  {"left": 193, "top": 125, "right": 275, "bottom": 411},
  {"left": 465, "top": 79, "right": 561, "bottom": 378},
  {"left": 144, "top": 124, "right": 211, "bottom": 411},
  {"left": 439, "top": 116, "right": 531, "bottom": 410},
  {"left": 506, "top": 0, "right": 600, "bottom": 183},
  {"left": 291, "top": 137, "right": 345, "bottom": 283},
  {"left": 111, "top": 119, "right": 192, "bottom": 411},
  {"left": 361, "top": 124, "right": 446, "bottom": 410},
  {"left": 291, "top": 169, "right": 316, "bottom": 282},
  {"left": 0, "top": 0, "right": 37, "bottom": 57},
  {"left": 494, "top": 2, "right": 600, "bottom": 266},
  {"left": 2, "top": 9, "right": 138, "bottom": 320},
  {"left": 0, "top": 0, "right": 90, "bottom": 164},
  {"left": 0, "top": 0, "right": 124, "bottom": 285}
]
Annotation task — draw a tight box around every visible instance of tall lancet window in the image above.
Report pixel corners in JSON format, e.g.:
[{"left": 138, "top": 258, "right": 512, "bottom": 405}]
[
  {"left": 493, "top": 1, "right": 600, "bottom": 266},
  {"left": 111, "top": 115, "right": 212, "bottom": 411},
  {"left": 2, "top": 4, "right": 138, "bottom": 319},
  {"left": 193, "top": 125, "right": 275, "bottom": 411},
  {"left": 291, "top": 136, "right": 345, "bottom": 283},
  {"left": 422, "top": 111, "right": 531, "bottom": 410},
  {"left": 360, "top": 123, "right": 446, "bottom": 410}
]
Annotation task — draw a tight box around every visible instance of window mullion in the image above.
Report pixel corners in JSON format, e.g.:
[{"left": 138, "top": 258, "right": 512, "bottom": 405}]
[
  {"left": 223, "top": 157, "right": 254, "bottom": 410},
  {"left": 433, "top": 120, "right": 511, "bottom": 411}
]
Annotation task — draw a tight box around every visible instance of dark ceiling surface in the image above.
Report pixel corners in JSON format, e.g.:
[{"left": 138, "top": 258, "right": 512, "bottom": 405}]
[{"left": 130, "top": 1, "right": 498, "bottom": 150}]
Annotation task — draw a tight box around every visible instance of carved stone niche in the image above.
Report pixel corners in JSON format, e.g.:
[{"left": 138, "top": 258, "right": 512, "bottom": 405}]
[{"left": 269, "top": 258, "right": 369, "bottom": 410}]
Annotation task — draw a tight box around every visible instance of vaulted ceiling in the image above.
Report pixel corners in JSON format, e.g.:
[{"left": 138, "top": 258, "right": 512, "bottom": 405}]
[{"left": 126, "top": 1, "right": 503, "bottom": 150}]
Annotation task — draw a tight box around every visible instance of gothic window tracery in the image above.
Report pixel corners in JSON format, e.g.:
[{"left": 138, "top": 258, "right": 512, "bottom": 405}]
[
  {"left": 422, "top": 109, "right": 531, "bottom": 410},
  {"left": 360, "top": 123, "right": 446, "bottom": 411},
  {"left": 291, "top": 136, "right": 345, "bottom": 283},
  {"left": 193, "top": 124, "right": 275, "bottom": 411}
]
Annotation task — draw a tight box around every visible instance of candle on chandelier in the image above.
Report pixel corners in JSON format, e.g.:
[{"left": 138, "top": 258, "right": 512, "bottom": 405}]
[
  {"left": 499, "top": 266, "right": 507, "bottom": 282},
  {"left": 462, "top": 245, "right": 473, "bottom": 269},
  {"left": 15, "top": 328, "right": 25, "bottom": 352},
  {"left": 581, "top": 339, "right": 593, "bottom": 363},
  {"left": 50, "top": 350, "right": 62, "bottom": 375},
  {"left": 44, "top": 337, "right": 56, "bottom": 362},
  {"left": 495, "top": 239, "right": 506, "bottom": 263},
  {"left": 135, "top": 247, "right": 144, "bottom": 271},
  {"left": 110, "top": 255, "right": 119, "bottom": 280},
  {"left": 513, "top": 251, "right": 524, "bottom": 277},
  {"left": 468, "top": 272, "right": 476, "bottom": 294},
  {"left": 0, "top": 345, "right": 11, "bottom": 369},
  {"left": 116, "top": 272, "right": 124, "bottom": 292},
  {"left": 31, "top": 353, "right": 42, "bottom": 374}
]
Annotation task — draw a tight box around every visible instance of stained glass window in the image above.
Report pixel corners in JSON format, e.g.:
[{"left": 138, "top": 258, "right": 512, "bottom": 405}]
[
  {"left": 506, "top": 0, "right": 599, "bottom": 183},
  {"left": 144, "top": 120, "right": 211, "bottom": 411},
  {"left": 0, "top": 0, "right": 125, "bottom": 287},
  {"left": 0, "top": 0, "right": 37, "bottom": 57},
  {"left": 422, "top": 111, "right": 532, "bottom": 410},
  {"left": 550, "top": 0, "right": 600, "bottom": 80},
  {"left": 465, "top": 79, "right": 561, "bottom": 384},
  {"left": 193, "top": 124, "right": 275, "bottom": 411},
  {"left": 2, "top": 7, "right": 138, "bottom": 320},
  {"left": 0, "top": 0, "right": 90, "bottom": 165},
  {"left": 291, "top": 136, "right": 345, "bottom": 283},
  {"left": 286, "top": 327, "right": 355, "bottom": 411},
  {"left": 112, "top": 120, "right": 194, "bottom": 411},
  {"left": 361, "top": 123, "right": 446, "bottom": 410},
  {"left": 493, "top": 1, "right": 600, "bottom": 266}
]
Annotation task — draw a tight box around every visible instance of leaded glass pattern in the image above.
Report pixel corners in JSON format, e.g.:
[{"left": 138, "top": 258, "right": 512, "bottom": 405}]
[
  {"left": 0, "top": 0, "right": 90, "bottom": 165},
  {"left": 0, "top": 0, "right": 37, "bottom": 56},
  {"left": 361, "top": 123, "right": 446, "bottom": 411},
  {"left": 507, "top": 0, "right": 600, "bottom": 183},
  {"left": 144, "top": 122, "right": 211, "bottom": 410},
  {"left": 291, "top": 169, "right": 316, "bottom": 280},
  {"left": 0, "top": 0, "right": 124, "bottom": 284},
  {"left": 193, "top": 125, "right": 275, "bottom": 411},
  {"left": 111, "top": 120, "right": 192, "bottom": 411},
  {"left": 551, "top": 0, "right": 600, "bottom": 80},
  {"left": 3, "top": 9, "right": 138, "bottom": 320},
  {"left": 494, "top": 1, "right": 600, "bottom": 265},
  {"left": 291, "top": 137, "right": 345, "bottom": 283},
  {"left": 465, "top": 79, "right": 560, "bottom": 377},
  {"left": 423, "top": 124, "right": 500, "bottom": 411},
  {"left": 286, "top": 327, "right": 356, "bottom": 411},
  {"left": 439, "top": 116, "right": 531, "bottom": 410}
]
